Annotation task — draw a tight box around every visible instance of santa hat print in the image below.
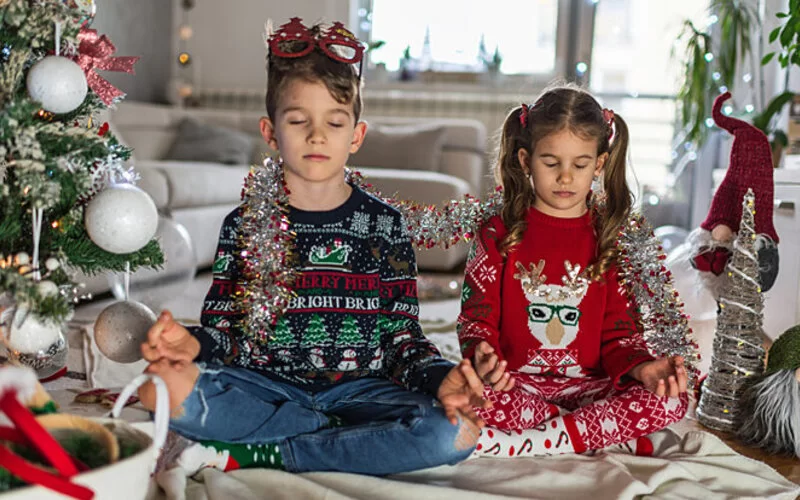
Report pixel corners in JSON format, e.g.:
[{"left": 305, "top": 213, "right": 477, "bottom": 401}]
[{"left": 701, "top": 91, "right": 779, "bottom": 243}]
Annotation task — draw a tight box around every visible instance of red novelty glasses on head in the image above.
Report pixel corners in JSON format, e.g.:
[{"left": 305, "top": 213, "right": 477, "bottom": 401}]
[{"left": 268, "top": 18, "right": 365, "bottom": 65}]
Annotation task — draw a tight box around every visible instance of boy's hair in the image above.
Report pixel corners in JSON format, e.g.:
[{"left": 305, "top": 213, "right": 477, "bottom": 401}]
[
  {"left": 265, "top": 23, "right": 363, "bottom": 122},
  {"left": 494, "top": 84, "right": 632, "bottom": 281}
]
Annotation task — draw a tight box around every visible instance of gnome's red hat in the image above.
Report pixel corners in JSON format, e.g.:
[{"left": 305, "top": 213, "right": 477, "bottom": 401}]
[{"left": 700, "top": 92, "right": 779, "bottom": 243}]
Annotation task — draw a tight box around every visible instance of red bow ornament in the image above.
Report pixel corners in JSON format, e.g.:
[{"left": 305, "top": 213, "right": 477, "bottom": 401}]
[{"left": 77, "top": 27, "right": 140, "bottom": 105}]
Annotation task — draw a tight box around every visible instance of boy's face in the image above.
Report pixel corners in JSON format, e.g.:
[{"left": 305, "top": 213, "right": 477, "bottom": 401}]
[{"left": 260, "top": 79, "right": 366, "bottom": 187}]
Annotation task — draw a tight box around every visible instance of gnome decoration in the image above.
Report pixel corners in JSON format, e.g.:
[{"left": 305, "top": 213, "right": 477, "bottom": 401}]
[
  {"left": 737, "top": 325, "right": 800, "bottom": 458},
  {"left": 688, "top": 91, "right": 780, "bottom": 297}
]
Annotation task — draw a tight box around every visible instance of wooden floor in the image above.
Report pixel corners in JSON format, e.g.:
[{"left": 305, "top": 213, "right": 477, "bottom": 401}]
[{"left": 676, "top": 414, "right": 800, "bottom": 485}]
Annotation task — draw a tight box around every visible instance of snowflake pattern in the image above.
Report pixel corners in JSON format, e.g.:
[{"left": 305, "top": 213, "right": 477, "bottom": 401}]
[
  {"left": 376, "top": 214, "right": 394, "bottom": 236},
  {"left": 350, "top": 211, "right": 370, "bottom": 234}
]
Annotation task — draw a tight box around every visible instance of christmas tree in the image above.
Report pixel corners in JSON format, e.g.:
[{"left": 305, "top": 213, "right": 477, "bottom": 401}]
[
  {"left": 697, "top": 189, "right": 767, "bottom": 432},
  {"left": 271, "top": 317, "right": 294, "bottom": 346},
  {"left": 302, "top": 314, "right": 330, "bottom": 346},
  {"left": 336, "top": 315, "right": 363, "bottom": 344},
  {"left": 0, "top": 1, "right": 162, "bottom": 375}
]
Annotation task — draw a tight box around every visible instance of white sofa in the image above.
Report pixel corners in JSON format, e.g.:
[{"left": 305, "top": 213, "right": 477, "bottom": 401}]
[{"left": 81, "top": 101, "right": 489, "bottom": 295}]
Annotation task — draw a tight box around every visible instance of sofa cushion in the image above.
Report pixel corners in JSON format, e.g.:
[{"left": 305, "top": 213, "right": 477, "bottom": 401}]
[
  {"left": 164, "top": 118, "right": 255, "bottom": 165},
  {"left": 348, "top": 124, "right": 447, "bottom": 172}
]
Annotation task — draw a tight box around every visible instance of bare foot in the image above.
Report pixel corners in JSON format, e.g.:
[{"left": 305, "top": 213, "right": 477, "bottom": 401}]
[{"left": 138, "top": 360, "right": 200, "bottom": 418}]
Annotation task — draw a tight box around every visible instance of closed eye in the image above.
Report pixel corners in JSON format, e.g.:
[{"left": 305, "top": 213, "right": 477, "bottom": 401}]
[
  {"left": 329, "top": 123, "right": 344, "bottom": 128},
  {"left": 288, "top": 120, "right": 306, "bottom": 125},
  {"left": 575, "top": 164, "right": 590, "bottom": 169},
  {"left": 544, "top": 163, "right": 559, "bottom": 168}
]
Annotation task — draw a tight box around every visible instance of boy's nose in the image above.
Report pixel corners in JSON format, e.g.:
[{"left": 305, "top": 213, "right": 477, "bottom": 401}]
[{"left": 308, "top": 125, "right": 326, "bottom": 143}]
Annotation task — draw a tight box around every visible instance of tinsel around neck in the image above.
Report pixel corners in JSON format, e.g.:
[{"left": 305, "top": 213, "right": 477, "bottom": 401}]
[{"left": 235, "top": 159, "right": 700, "bottom": 381}]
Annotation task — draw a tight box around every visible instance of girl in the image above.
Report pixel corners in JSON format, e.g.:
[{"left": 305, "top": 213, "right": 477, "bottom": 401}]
[{"left": 459, "top": 86, "right": 688, "bottom": 458}]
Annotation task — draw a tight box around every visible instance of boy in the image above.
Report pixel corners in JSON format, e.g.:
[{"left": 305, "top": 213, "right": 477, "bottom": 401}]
[{"left": 138, "top": 18, "right": 487, "bottom": 475}]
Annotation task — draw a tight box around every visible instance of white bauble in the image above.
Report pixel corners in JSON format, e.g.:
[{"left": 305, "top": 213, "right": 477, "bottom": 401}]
[
  {"left": 36, "top": 280, "right": 59, "bottom": 297},
  {"left": 26, "top": 56, "right": 88, "bottom": 114},
  {"left": 45, "top": 258, "right": 60, "bottom": 271},
  {"left": 7, "top": 308, "right": 62, "bottom": 354},
  {"left": 85, "top": 184, "right": 159, "bottom": 254},
  {"left": 93, "top": 300, "right": 156, "bottom": 363}
]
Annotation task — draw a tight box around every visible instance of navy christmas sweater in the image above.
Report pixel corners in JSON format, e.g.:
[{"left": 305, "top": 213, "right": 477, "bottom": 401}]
[{"left": 189, "top": 185, "right": 454, "bottom": 395}]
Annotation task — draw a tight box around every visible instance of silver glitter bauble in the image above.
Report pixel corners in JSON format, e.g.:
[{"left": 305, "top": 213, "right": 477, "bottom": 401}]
[{"left": 93, "top": 300, "right": 156, "bottom": 363}]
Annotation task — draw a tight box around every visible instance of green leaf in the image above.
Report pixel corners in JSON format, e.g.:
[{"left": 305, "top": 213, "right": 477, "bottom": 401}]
[
  {"left": 752, "top": 91, "right": 795, "bottom": 133},
  {"left": 769, "top": 27, "right": 781, "bottom": 44},
  {"left": 776, "top": 12, "right": 788, "bottom": 18},
  {"left": 761, "top": 52, "right": 776, "bottom": 65},
  {"left": 780, "top": 24, "right": 794, "bottom": 47}
]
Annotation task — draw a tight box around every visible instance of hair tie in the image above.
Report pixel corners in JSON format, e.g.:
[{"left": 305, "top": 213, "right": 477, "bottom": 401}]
[
  {"left": 603, "top": 108, "right": 615, "bottom": 144},
  {"left": 519, "top": 103, "right": 529, "bottom": 128}
]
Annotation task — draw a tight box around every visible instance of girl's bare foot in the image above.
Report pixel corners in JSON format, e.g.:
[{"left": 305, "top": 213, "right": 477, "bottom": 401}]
[{"left": 138, "top": 360, "right": 200, "bottom": 417}]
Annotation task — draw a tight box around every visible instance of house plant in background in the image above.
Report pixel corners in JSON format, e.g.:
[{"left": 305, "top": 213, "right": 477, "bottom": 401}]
[
  {"left": 675, "top": 0, "right": 798, "bottom": 165},
  {"left": 0, "top": 0, "right": 163, "bottom": 379}
]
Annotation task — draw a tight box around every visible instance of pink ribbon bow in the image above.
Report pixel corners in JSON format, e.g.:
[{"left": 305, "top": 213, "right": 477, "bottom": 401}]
[{"left": 77, "top": 27, "right": 140, "bottom": 105}]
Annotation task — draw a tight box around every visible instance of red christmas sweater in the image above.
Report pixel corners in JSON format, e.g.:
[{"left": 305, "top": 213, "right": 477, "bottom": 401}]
[{"left": 458, "top": 207, "right": 654, "bottom": 388}]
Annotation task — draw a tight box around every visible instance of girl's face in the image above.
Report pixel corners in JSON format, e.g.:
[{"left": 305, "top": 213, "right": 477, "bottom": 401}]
[{"left": 518, "top": 128, "right": 607, "bottom": 218}]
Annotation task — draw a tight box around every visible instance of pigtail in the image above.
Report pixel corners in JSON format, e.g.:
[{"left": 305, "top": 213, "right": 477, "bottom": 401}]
[
  {"left": 495, "top": 106, "right": 535, "bottom": 256},
  {"left": 590, "top": 113, "right": 632, "bottom": 280}
]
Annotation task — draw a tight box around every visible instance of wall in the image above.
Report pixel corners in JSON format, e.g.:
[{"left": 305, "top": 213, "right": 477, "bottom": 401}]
[
  {"left": 177, "top": 0, "right": 348, "bottom": 92},
  {"left": 90, "top": 0, "right": 172, "bottom": 103}
]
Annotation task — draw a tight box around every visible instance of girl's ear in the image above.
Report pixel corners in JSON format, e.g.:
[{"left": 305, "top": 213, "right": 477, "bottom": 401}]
[
  {"left": 595, "top": 152, "right": 609, "bottom": 177},
  {"left": 259, "top": 116, "right": 279, "bottom": 151},
  {"left": 517, "top": 148, "right": 531, "bottom": 174}
]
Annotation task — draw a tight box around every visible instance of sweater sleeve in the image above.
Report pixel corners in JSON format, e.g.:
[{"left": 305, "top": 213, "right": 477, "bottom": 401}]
[
  {"left": 599, "top": 266, "right": 654, "bottom": 388},
  {"left": 380, "top": 215, "right": 454, "bottom": 396},
  {"left": 457, "top": 218, "right": 505, "bottom": 362},
  {"left": 188, "top": 207, "right": 253, "bottom": 367}
]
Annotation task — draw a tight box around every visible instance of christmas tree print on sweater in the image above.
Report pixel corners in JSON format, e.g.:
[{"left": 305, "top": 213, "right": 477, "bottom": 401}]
[
  {"left": 302, "top": 314, "right": 331, "bottom": 346},
  {"left": 271, "top": 317, "right": 296, "bottom": 346},
  {"left": 337, "top": 315, "right": 364, "bottom": 344},
  {"left": 514, "top": 260, "right": 589, "bottom": 376}
]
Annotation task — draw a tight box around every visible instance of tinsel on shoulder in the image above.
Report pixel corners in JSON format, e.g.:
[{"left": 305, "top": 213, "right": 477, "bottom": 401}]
[
  {"left": 616, "top": 213, "right": 701, "bottom": 385},
  {"left": 0, "top": 0, "right": 163, "bottom": 324},
  {"left": 236, "top": 158, "right": 700, "bottom": 380},
  {"left": 235, "top": 159, "right": 504, "bottom": 341}
]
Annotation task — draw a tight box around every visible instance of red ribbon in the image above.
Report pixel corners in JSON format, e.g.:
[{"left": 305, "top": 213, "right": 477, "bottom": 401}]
[
  {"left": 692, "top": 246, "right": 731, "bottom": 275},
  {"left": 77, "top": 27, "right": 139, "bottom": 105}
]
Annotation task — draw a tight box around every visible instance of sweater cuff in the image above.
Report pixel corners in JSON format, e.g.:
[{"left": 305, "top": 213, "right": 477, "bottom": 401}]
[
  {"left": 418, "top": 360, "right": 455, "bottom": 397},
  {"left": 605, "top": 350, "right": 655, "bottom": 389},
  {"left": 188, "top": 326, "right": 223, "bottom": 364}
]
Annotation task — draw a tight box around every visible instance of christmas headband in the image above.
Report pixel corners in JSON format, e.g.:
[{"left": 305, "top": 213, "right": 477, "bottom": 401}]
[{"left": 267, "top": 17, "right": 365, "bottom": 76}]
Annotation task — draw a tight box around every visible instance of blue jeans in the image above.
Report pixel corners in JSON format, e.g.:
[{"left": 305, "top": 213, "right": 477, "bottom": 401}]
[{"left": 169, "top": 363, "right": 474, "bottom": 474}]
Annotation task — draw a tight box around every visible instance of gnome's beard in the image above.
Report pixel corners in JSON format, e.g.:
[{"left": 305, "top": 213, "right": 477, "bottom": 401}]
[{"left": 685, "top": 228, "right": 778, "bottom": 299}]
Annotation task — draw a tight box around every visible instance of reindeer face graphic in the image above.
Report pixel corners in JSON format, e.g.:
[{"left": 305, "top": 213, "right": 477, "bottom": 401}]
[{"left": 515, "top": 260, "right": 589, "bottom": 375}]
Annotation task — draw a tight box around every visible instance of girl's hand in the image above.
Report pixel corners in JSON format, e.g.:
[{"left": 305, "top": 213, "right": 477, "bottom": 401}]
[
  {"left": 473, "top": 341, "right": 515, "bottom": 392},
  {"left": 628, "top": 356, "right": 687, "bottom": 397}
]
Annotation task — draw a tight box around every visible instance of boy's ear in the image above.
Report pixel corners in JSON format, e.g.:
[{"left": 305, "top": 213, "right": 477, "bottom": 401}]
[
  {"left": 259, "top": 116, "right": 279, "bottom": 151},
  {"left": 595, "top": 152, "right": 609, "bottom": 177},
  {"left": 349, "top": 121, "right": 368, "bottom": 154}
]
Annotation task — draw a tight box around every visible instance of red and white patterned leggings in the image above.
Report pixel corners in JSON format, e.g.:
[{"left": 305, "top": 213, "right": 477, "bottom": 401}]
[{"left": 476, "top": 372, "right": 688, "bottom": 453}]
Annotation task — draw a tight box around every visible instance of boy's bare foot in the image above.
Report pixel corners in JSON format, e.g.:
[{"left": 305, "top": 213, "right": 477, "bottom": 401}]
[{"left": 138, "top": 360, "right": 200, "bottom": 417}]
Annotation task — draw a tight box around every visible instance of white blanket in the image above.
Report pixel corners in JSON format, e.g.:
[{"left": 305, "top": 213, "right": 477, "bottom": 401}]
[{"left": 150, "top": 428, "right": 799, "bottom": 500}]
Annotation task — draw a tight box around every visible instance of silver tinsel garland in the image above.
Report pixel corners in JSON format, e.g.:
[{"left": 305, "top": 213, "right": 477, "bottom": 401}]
[
  {"left": 696, "top": 189, "right": 767, "bottom": 431},
  {"left": 616, "top": 212, "right": 702, "bottom": 384},
  {"left": 237, "top": 157, "right": 699, "bottom": 374},
  {"left": 236, "top": 159, "right": 504, "bottom": 341}
]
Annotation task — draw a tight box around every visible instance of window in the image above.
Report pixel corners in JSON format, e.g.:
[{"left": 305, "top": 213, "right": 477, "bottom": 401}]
[{"left": 365, "top": 0, "right": 559, "bottom": 75}]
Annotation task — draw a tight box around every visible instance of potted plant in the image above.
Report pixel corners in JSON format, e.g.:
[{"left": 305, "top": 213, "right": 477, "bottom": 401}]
[
  {"left": 675, "top": 0, "right": 799, "bottom": 167},
  {"left": 752, "top": 4, "right": 799, "bottom": 167}
]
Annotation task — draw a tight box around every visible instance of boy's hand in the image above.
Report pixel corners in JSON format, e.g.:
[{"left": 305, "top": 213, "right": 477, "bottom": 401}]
[
  {"left": 141, "top": 310, "right": 199, "bottom": 365},
  {"left": 437, "top": 359, "right": 491, "bottom": 427},
  {"left": 473, "top": 341, "right": 515, "bottom": 392},
  {"left": 627, "top": 355, "right": 687, "bottom": 397}
]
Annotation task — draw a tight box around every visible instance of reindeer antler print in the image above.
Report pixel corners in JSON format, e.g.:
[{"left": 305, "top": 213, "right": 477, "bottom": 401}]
[
  {"left": 514, "top": 260, "right": 547, "bottom": 296},
  {"left": 561, "top": 261, "right": 589, "bottom": 298}
]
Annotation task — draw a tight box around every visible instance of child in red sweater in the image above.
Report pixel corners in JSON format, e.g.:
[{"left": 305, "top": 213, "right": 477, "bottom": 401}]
[{"left": 460, "top": 86, "right": 689, "bottom": 457}]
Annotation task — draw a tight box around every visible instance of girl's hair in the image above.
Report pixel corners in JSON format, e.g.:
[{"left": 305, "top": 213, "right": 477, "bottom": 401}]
[
  {"left": 494, "top": 85, "right": 632, "bottom": 281},
  {"left": 266, "top": 24, "right": 363, "bottom": 122}
]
